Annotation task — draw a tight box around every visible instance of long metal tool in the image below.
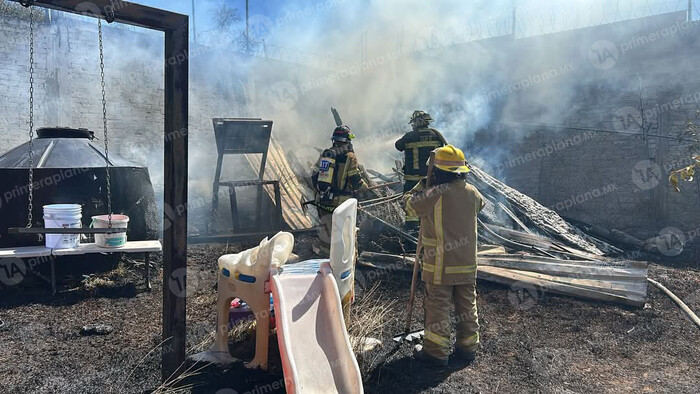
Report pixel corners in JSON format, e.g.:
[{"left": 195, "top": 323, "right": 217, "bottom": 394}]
[{"left": 396, "top": 151, "right": 435, "bottom": 342}]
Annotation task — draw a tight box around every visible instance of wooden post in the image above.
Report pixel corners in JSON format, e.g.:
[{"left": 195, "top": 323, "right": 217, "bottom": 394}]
[
  {"left": 162, "top": 18, "right": 189, "bottom": 382},
  {"left": 256, "top": 147, "right": 268, "bottom": 228}
]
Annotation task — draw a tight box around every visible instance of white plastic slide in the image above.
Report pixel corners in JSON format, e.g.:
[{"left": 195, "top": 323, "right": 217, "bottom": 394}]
[
  {"left": 328, "top": 198, "right": 358, "bottom": 309},
  {"left": 271, "top": 261, "right": 363, "bottom": 394},
  {"left": 191, "top": 199, "right": 362, "bottom": 393}
]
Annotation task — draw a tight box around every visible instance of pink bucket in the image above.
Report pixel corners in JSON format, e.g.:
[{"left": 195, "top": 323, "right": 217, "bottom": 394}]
[{"left": 91, "top": 214, "right": 129, "bottom": 248}]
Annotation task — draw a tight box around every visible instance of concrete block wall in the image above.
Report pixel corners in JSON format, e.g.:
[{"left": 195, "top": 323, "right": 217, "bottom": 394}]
[{"left": 496, "top": 57, "right": 700, "bottom": 257}]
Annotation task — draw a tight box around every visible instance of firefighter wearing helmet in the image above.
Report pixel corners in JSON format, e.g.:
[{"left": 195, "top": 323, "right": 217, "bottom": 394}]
[
  {"left": 404, "top": 145, "right": 484, "bottom": 367},
  {"left": 395, "top": 110, "right": 447, "bottom": 239},
  {"left": 311, "top": 125, "right": 367, "bottom": 256}
]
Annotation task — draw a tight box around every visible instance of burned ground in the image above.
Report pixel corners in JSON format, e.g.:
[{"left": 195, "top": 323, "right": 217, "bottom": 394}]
[{"left": 0, "top": 237, "right": 698, "bottom": 393}]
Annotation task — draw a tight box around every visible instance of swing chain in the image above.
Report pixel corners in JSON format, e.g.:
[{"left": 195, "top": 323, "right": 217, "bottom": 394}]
[
  {"left": 98, "top": 19, "right": 112, "bottom": 228},
  {"left": 26, "top": 5, "right": 35, "bottom": 228}
]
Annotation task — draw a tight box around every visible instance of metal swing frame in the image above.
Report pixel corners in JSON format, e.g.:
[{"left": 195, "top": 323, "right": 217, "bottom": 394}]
[{"left": 7, "top": 0, "right": 189, "bottom": 381}]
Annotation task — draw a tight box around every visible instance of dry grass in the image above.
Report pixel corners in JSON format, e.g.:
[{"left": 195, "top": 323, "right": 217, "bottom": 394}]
[
  {"left": 151, "top": 317, "right": 258, "bottom": 392},
  {"left": 347, "top": 282, "right": 396, "bottom": 377},
  {"left": 80, "top": 276, "right": 119, "bottom": 295},
  {"left": 149, "top": 333, "right": 218, "bottom": 394},
  {"left": 229, "top": 319, "right": 256, "bottom": 342},
  {"left": 138, "top": 282, "right": 393, "bottom": 391},
  {"left": 77, "top": 261, "right": 132, "bottom": 294}
]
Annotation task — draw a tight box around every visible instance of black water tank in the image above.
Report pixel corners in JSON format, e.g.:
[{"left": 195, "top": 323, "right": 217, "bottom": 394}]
[{"left": 0, "top": 127, "right": 159, "bottom": 247}]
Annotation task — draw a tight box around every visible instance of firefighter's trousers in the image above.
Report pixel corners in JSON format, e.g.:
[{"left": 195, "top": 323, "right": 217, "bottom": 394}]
[
  {"left": 316, "top": 208, "right": 333, "bottom": 255},
  {"left": 423, "top": 276, "right": 480, "bottom": 360},
  {"left": 403, "top": 179, "right": 420, "bottom": 228}
]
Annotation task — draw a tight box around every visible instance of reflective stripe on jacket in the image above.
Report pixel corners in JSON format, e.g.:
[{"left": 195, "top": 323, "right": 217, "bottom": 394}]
[
  {"left": 405, "top": 178, "right": 484, "bottom": 285},
  {"left": 395, "top": 127, "right": 447, "bottom": 179}
]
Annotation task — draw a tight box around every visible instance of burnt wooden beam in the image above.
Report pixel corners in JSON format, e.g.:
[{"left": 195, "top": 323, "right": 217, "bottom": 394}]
[{"left": 8, "top": 0, "right": 191, "bottom": 382}]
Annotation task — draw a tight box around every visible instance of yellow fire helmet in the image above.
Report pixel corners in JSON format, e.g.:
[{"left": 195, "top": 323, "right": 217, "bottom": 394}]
[{"left": 430, "top": 144, "right": 470, "bottom": 174}]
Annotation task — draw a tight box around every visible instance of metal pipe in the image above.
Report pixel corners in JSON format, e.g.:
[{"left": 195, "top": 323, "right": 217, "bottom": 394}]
[
  {"left": 360, "top": 194, "right": 402, "bottom": 209},
  {"left": 191, "top": 0, "right": 197, "bottom": 43},
  {"left": 245, "top": 0, "right": 250, "bottom": 53},
  {"left": 689, "top": 0, "right": 693, "bottom": 22}
]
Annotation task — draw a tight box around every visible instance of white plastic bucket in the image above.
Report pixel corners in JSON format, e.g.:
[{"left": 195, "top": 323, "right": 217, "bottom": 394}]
[
  {"left": 43, "top": 204, "right": 82, "bottom": 249},
  {"left": 91, "top": 214, "right": 129, "bottom": 248}
]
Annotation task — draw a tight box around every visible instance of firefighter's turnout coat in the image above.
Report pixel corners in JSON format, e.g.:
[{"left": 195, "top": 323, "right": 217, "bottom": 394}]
[
  {"left": 405, "top": 177, "right": 485, "bottom": 359},
  {"left": 405, "top": 178, "right": 484, "bottom": 285},
  {"left": 395, "top": 127, "right": 447, "bottom": 184}
]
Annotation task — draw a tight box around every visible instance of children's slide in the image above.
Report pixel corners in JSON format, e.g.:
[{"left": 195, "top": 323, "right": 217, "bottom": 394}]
[
  {"left": 271, "top": 261, "right": 363, "bottom": 394},
  {"left": 193, "top": 199, "right": 363, "bottom": 393}
]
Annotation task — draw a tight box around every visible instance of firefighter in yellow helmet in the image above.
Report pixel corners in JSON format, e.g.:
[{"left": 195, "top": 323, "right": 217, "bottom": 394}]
[
  {"left": 395, "top": 111, "right": 447, "bottom": 240},
  {"left": 404, "top": 145, "right": 484, "bottom": 367},
  {"left": 311, "top": 125, "right": 367, "bottom": 256}
]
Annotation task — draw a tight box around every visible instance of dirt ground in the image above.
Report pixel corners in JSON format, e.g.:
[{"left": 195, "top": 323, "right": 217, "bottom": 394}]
[{"left": 1, "top": 236, "right": 699, "bottom": 394}]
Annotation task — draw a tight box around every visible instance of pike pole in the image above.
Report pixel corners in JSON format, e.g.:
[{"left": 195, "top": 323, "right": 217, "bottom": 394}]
[{"left": 402, "top": 151, "right": 435, "bottom": 339}]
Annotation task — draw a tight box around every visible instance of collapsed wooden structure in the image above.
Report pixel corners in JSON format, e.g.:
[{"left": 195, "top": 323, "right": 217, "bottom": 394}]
[
  {"left": 468, "top": 165, "right": 648, "bottom": 306},
  {"left": 251, "top": 140, "right": 649, "bottom": 307},
  {"left": 477, "top": 255, "right": 648, "bottom": 307},
  {"left": 353, "top": 163, "right": 648, "bottom": 307},
  {"left": 244, "top": 139, "right": 314, "bottom": 230},
  {"left": 360, "top": 247, "right": 648, "bottom": 307}
]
